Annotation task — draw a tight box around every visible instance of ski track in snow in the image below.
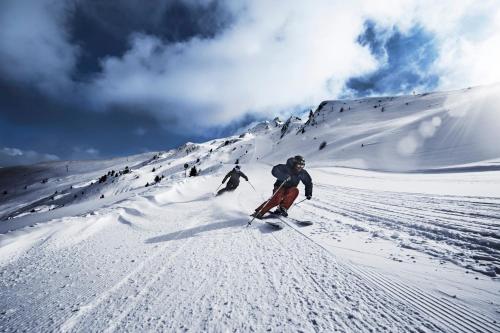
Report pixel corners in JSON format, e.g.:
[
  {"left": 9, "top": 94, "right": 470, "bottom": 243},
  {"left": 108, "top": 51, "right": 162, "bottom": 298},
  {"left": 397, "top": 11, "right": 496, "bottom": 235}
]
[
  {"left": 302, "top": 182, "right": 500, "bottom": 273},
  {"left": 278, "top": 216, "right": 499, "bottom": 333}
]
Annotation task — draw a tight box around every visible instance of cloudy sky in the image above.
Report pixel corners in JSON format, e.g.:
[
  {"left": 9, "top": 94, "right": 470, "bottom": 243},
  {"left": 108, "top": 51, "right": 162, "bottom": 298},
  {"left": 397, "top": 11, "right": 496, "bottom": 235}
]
[{"left": 1, "top": 0, "right": 499, "bottom": 166}]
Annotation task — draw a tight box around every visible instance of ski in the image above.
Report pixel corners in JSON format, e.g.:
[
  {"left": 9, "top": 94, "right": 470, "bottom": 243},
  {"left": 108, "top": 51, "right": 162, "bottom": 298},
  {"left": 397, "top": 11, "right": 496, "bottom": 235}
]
[
  {"left": 270, "top": 214, "right": 314, "bottom": 228},
  {"left": 263, "top": 214, "right": 285, "bottom": 229},
  {"left": 291, "top": 218, "right": 313, "bottom": 226},
  {"left": 248, "top": 212, "right": 313, "bottom": 228}
]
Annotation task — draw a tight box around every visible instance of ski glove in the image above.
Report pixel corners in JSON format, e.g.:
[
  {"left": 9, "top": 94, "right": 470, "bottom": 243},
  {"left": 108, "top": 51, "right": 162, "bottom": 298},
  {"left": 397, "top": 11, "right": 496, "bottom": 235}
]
[{"left": 306, "top": 195, "right": 312, "bottom": 200}]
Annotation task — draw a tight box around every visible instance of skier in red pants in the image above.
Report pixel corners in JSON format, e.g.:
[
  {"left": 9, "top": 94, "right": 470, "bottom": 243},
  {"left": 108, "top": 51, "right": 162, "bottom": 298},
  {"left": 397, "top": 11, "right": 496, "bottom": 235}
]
[{"left": 252, "top": 155, "right": 312, "bottom": 219}]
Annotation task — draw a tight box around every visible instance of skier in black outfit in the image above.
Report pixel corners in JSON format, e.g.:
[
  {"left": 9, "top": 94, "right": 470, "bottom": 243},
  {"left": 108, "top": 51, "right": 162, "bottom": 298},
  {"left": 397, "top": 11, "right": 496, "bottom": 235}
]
[
  {"left": 217, "top": 165, "right": 249, "bottom": 196},
  {"left": 189, "top": 166, "right": 198, "bottom": 177},
  {"left": 253, "top": 155, "right": 312, "bottom": 218}
]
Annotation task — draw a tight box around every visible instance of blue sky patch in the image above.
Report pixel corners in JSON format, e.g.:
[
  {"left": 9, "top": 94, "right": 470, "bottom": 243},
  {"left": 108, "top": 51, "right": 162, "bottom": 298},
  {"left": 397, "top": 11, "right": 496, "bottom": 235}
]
[{"left": 344, "top": 20, "right": 440, "bottom": 97}]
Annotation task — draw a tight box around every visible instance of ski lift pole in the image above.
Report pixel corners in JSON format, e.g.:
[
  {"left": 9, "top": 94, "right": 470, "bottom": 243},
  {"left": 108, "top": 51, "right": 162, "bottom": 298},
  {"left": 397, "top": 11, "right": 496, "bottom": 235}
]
[{"left": 247, "top": 176, "right": 290, "bottom": 226}]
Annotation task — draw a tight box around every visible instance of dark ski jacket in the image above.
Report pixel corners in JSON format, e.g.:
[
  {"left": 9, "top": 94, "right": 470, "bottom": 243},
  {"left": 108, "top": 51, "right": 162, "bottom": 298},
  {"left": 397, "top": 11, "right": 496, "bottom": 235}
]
[
  {"left": 272, "top": 157, "right": 313, "bottom": 197},
  {"left": 223, "top": 168, "right": 248, "bottom": 187}
]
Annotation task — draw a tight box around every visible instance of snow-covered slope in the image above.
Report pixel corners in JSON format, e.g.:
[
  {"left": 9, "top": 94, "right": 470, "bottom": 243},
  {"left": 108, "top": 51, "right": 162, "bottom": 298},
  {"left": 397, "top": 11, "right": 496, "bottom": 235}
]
[
  {"left": 266, "top": 83, "right": 500, "bottom": 171},
  {"left": 1, "top": 85, "right": 499, "bottom": 332}
]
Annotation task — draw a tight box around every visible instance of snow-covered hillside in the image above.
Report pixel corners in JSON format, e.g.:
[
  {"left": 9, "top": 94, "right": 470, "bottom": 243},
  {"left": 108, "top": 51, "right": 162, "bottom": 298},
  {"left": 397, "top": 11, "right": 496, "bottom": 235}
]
[{"left": 1, "top": 85, "right": 499, "bottom": 332}]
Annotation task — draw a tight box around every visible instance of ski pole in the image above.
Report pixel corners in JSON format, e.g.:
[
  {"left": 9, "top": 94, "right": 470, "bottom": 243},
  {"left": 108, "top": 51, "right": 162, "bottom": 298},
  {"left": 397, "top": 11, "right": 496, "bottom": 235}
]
[
  {"left": 247, "top": 180, "right": 257, "bottom": 192},
  {"left": 289, "top": 198, "right": 307, "bottom": 211},
  {"left": 248, "top": 180, "right": 266, "bottom": 201},
  {"left": 248, "top": 176, "right": 290, "bottom": 226},
  {"left": 214, "top": 183, "right": 223, "bottom": 195}
]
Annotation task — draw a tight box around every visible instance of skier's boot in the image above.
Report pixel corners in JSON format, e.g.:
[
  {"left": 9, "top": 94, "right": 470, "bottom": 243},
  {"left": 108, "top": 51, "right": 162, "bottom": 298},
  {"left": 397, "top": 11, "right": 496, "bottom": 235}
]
[{"left": 273, "top": 206, "right": 288, "bottom": 217}]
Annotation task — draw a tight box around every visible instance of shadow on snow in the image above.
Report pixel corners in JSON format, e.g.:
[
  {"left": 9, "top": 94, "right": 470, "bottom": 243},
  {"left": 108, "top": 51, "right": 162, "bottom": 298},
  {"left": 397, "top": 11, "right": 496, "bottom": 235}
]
[
  {"left": 144, "top": 218, "right": 245, "bottom": 243},
  {"left": 144, "top": 215, "right": 285, "bottom": 244}
]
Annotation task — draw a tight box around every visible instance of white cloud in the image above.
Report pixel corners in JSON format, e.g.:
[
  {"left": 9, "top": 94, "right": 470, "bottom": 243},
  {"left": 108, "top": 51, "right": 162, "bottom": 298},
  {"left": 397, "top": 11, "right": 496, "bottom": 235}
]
[
  {"left": 87, "top": 0, "right": 500, "bottom": 130},
  {"left": 1, "top": 147, "right": 23, "bottom": 156},
  {"left": 389, "top": 0, "right": 500, "bottom": 90},
  {"left": 88, "top": 0, "right": 379, "bottom": 130},
  {"left": 0, "top": 0, "right": 78, "bottom": 95},
  {"left": 433, "top": 7, "right": 500, "bottom": 89},
  {"left": 85, "top": 148, "right": 99, "bottom": 155},
  {"left": 134, "top": 127, "right": 147, "bottom": 136},
  {"left": 70, "top": 146, "right": 100, "bottom": 160},
  {"left": 0, "top": 147, "right": 59, "bottom": 167}
]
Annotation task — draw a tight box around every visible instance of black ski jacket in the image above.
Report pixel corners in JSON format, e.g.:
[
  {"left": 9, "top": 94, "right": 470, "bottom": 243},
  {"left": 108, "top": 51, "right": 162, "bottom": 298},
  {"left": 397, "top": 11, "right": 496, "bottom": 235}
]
[
  {"left": 222, "top": 169, "right": 248, "bottom": 186},
  {"left": 272, "top": 157, "right": 313, "bottom": 197}
]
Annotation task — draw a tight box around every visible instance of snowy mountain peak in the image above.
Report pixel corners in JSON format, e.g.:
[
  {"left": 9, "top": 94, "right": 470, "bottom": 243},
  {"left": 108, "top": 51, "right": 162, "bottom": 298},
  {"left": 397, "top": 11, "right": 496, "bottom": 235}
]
[
  {"left": 247, "top": 120, "right": 272, "bottom": 134},
  {"left": 272, "top": 116, "right": 283, "bottom": 127}
]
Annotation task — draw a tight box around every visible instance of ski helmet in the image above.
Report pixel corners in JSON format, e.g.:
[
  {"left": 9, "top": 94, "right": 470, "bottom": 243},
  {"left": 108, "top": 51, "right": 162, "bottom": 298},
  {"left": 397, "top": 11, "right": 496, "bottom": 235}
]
[
  {"left": 234, "top": 165, "right": 241, "bottom": 170},
  {"left": 293, "top": 155, "right": 305, "bottom": 166}
]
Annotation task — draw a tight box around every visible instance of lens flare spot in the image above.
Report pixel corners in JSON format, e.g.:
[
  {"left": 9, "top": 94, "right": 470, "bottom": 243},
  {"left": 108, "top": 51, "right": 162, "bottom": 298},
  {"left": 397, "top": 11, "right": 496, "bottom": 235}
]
[
  {"left": 397, "top": 134, "right": 420, "bottom": 156},
  {"left": 432, "top": 116, "right": 442, "bottom": 127},
  {"left": 419, "top": 121, "right": 436, "bottom": 138}
]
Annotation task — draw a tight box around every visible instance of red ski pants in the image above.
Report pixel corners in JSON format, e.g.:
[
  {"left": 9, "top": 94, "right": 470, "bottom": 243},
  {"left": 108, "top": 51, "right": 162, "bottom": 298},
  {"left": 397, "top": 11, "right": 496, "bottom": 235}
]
[{"left": 255, "top": 187, "right": 299, "bottom": 215}]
